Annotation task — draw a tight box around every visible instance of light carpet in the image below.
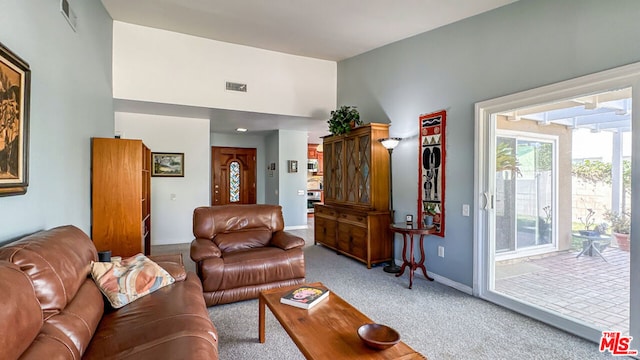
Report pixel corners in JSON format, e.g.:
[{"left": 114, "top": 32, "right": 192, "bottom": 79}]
[{"left": 208, "top": 243, "right": 617, "bottom": 360}]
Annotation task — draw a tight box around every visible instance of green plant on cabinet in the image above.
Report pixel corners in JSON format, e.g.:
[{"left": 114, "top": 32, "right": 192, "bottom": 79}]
[{"left": 328, "top": 105, "right": 362, "bottom": 135}]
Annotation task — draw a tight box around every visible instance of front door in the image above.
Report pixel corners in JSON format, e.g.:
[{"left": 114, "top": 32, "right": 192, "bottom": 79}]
[{"left": 211, "top": 147, "right": 256, "bottom": 205}]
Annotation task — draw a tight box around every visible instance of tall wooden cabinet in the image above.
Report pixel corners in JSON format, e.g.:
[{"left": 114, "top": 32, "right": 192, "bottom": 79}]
[
  {"left": 91, "top": 138, "right": 151, "bottom": 257},
  {"left": 314, "top": 123, "right": 391, "bottom": 268}
]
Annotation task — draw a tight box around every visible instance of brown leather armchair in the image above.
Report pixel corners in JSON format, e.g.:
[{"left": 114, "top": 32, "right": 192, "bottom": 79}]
[{"left": 190, "top": 204, "right": 306, "bottom": 306}]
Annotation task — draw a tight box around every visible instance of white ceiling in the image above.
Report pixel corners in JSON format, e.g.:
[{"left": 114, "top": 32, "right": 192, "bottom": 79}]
[{"left": 101, "top": 0, "right": 517, "bottom": 142}]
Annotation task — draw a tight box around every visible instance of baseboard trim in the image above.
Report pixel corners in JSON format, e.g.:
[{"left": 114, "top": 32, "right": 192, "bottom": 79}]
[
  {"left": 285, "top": 225, "right": 309, "bottom": 230},
  {"left": 431, "top": 273, "right": 473, "bottom": 295},
  {"left": 410, "top": 269, "right": 473, "bottom": 295}
]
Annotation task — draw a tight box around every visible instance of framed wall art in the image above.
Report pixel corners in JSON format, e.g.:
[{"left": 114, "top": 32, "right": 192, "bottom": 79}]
[
  {"left": 0, "top": 42, "right": 31, "bottom": 197},
  {"left": 152, "top": 152, "right": 184, "bottom": 177},
  {"left": 418, "top": 110, "right": 446, "bottom": 236}
]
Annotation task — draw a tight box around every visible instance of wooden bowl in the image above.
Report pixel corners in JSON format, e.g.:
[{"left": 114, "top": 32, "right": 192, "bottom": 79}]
[{"left": 357, "top": 323, "right": 400, "bottom": 350}]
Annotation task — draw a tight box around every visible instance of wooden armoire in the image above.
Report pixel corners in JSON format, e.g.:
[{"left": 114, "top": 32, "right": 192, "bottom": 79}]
[
  {"left": 91, "top": 138, "right": 151, "bottom": 257},
  {"left": 314, "top": 123, "right": 392, "bottom": 268}
]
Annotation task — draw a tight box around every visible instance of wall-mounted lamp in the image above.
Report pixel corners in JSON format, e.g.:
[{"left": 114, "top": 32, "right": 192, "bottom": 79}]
[{"left": 377, "top": 137, "right": 402, "bottom": 273}]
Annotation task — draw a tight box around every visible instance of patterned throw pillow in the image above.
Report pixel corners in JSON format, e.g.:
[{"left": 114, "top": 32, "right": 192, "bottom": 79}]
[{"left": 91, "top": 254, "right": 175, "bottom": 309}]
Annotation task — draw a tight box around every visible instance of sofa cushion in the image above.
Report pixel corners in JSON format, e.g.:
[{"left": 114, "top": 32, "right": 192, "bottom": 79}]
[
  {"left": 214, "top": 229, "right": 272, "bottom": 252},
  {"left": 271, "top": 231, "right": 306, "bottom": 250},
  {"left": 45, "top": 279, "right": 104, "bottom": 355},
  {"left": 0, "top": 225, "right": 97, "bottom": 319},
  {"left": 193, "top": 204, "right": 285, "bottom": 240},
  {"left": 91, "top": 254, "right": 175, "bottom": 309},
  {"left": 84, "top": 272, "right": 218, "bottom": 359},
  {"left": 149, "top": 253, "right": 187, "bottom": 281},
  {"left": 0, "top": 261, "right": 43, "bottom": 360},
  {"left": 22, "top": 322, "right": 82, "bottom": 359},
  {"left": 202, "top": 247, "right": 305, "bottom": 290},
  {"left": 190, "top": 238, "right": 222, "bottom": 262}
]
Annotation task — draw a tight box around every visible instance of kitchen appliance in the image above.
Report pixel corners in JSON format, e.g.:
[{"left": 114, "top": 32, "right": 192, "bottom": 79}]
[
  {"left": 307, "top": 159, "right": 318, "bottom": 172},
  {"left": 307, "top": 190, "right": 322, "bottom": 213}
]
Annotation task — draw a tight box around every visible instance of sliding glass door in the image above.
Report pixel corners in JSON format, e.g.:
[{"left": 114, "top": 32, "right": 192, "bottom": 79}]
[
  {"left": 495, "top": 135, "right": 555, "bottom": 256},
  {"left": 475, "top": 63, "right": 639, "bottom": 352}
]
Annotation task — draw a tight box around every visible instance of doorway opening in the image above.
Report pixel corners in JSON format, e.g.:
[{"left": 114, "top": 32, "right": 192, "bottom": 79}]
[{"left": 211, "top": 147, "right": 257, "bottom": 205}]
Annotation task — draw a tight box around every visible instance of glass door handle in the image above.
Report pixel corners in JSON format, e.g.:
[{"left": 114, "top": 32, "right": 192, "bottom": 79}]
[{"left": 482, "top": 192, "right": 494, "bottom": 210}]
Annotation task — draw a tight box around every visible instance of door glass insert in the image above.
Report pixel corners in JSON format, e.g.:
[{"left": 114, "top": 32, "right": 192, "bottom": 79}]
[
  {"left": 324, "top": 143, "right": 333, "bottom": 199},
  {"left": 335, "top": 141, "right": 343, "bottom": 200},
  {"left": 346, "top": 138, "right": 357, "bottom": 202},
  {"left": 229, "top": 161, "right": 240, "bottom": 203},
  {"left": 358, "top": 135, "right": 370, "bottom": 203}
]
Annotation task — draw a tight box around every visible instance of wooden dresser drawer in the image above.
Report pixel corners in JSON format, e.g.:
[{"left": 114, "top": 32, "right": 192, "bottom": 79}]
[
  {"left": 314, "top": 216, "right": 337, "bottom": 248},
  {"left": 313, "top": 205, "right": 391, "bottom": 269},
  {"left": 337, "top": 212, "right": 367, "bottom": 226},
  {"left": 315, "top": 205, "right": 337, "bottom": 218}
]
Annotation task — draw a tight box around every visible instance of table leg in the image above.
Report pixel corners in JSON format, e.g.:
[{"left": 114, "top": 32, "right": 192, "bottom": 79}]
[
  {"left": 396, "top": 233, "right": 410, "bottom": 277},
  {"left": 408, "top": 234, "right": 415, "bottom": 289},
  {"left": 576, "top": 242, "right": 589, "bottom": 258},
  {"left": 591, "top": 244, "right": 608, "bottom": 262},
  {"left": 416, "top": 234, "right": 434, "bottom": 281},
  {"left": 259, "top": 295, "right": 266, "bottom": 343},
  {"left": 575, "top": 237, "right": 608, "bottom": 261}
]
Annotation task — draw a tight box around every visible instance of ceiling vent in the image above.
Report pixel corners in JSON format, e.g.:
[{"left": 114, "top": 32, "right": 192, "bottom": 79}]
[
  {"left": 226, "top": 82, "right": 247, "bottom": 92},
  {"left": 60, "top": 0, "right": 77, "bottom": 32}
]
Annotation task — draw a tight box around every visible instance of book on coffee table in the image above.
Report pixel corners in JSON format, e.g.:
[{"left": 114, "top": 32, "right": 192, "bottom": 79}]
[{"left": 280, "top": 285, "right": 330, "bottom": 309}]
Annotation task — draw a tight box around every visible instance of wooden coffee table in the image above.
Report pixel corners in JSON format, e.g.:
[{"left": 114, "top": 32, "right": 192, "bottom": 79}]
[{"left": 259, "top": 282, "right": 426, "bottom": 359}]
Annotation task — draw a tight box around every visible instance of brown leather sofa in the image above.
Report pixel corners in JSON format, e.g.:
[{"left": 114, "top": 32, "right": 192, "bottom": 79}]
[
  {"left": 190, "top": 204, "right": 306, "bottom": 306},
  {"left": 0, "top": 225, "right": 218, "bottom": 359}
]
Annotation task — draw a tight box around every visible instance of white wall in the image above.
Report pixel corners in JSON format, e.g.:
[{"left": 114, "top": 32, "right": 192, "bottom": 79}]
[
  {"left": 115, "top": 113, "right": 210, "bottom": 245},
  {"left": 111, "top": 21, "right": 336, "bottom": 232},
  {"left": 112, "top": 21, "right": 336, "bottom": 118},
  {"left": 0, "top": 2, "right": 113, "bottom": 242}
]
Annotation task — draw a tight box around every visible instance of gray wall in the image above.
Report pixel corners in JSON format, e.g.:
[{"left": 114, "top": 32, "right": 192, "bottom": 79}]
[
  {"left": 277, "top": 129, "right": 308, "bottom": 227},
  {"left": 265, "top": 131, "right": 279, "bottom": 205},
  {"left": 337, "top": 0, "right": 640, "bottom": 287},
  {"left": 0, "top": 2, "right": 113, "bottom": 242}
]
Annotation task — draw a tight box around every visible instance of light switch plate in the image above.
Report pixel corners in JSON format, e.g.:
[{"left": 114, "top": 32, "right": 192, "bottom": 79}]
[{"left": 462, "top": 204, "right": 470, "bottom": 217}]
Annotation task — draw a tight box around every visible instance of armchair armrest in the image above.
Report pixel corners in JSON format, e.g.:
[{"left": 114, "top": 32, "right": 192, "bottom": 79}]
[
  {"left": 190, "top": 238, "right": 222, "bottom": 263},
  {"left": 271, "top": 231, "right": 305, "bottom": 250},
  {"left": 149, "top": 254, "right": 187, "bottom": 281}
]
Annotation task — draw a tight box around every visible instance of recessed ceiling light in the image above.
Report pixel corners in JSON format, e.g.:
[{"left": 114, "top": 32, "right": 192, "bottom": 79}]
[{"left": 236, "top": 128, "right": 248, "bottom": 132}]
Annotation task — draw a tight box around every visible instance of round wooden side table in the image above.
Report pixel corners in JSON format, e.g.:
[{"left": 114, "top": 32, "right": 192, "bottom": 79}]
[{"left": 390, "top": 223, "right": 436, "bottom": 289}]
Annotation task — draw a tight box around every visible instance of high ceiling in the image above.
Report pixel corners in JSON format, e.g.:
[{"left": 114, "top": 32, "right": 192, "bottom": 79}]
[
  {"left": 101, "top": 0, "right": 518, "bottom": 142},
  {"left": 101, "top": 0, "right": 517, "bottom": 61}
]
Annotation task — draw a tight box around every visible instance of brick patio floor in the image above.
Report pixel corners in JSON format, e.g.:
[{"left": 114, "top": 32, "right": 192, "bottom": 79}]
[{"left": 495, "top": 246, "right": 630, "bottom": 332}]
